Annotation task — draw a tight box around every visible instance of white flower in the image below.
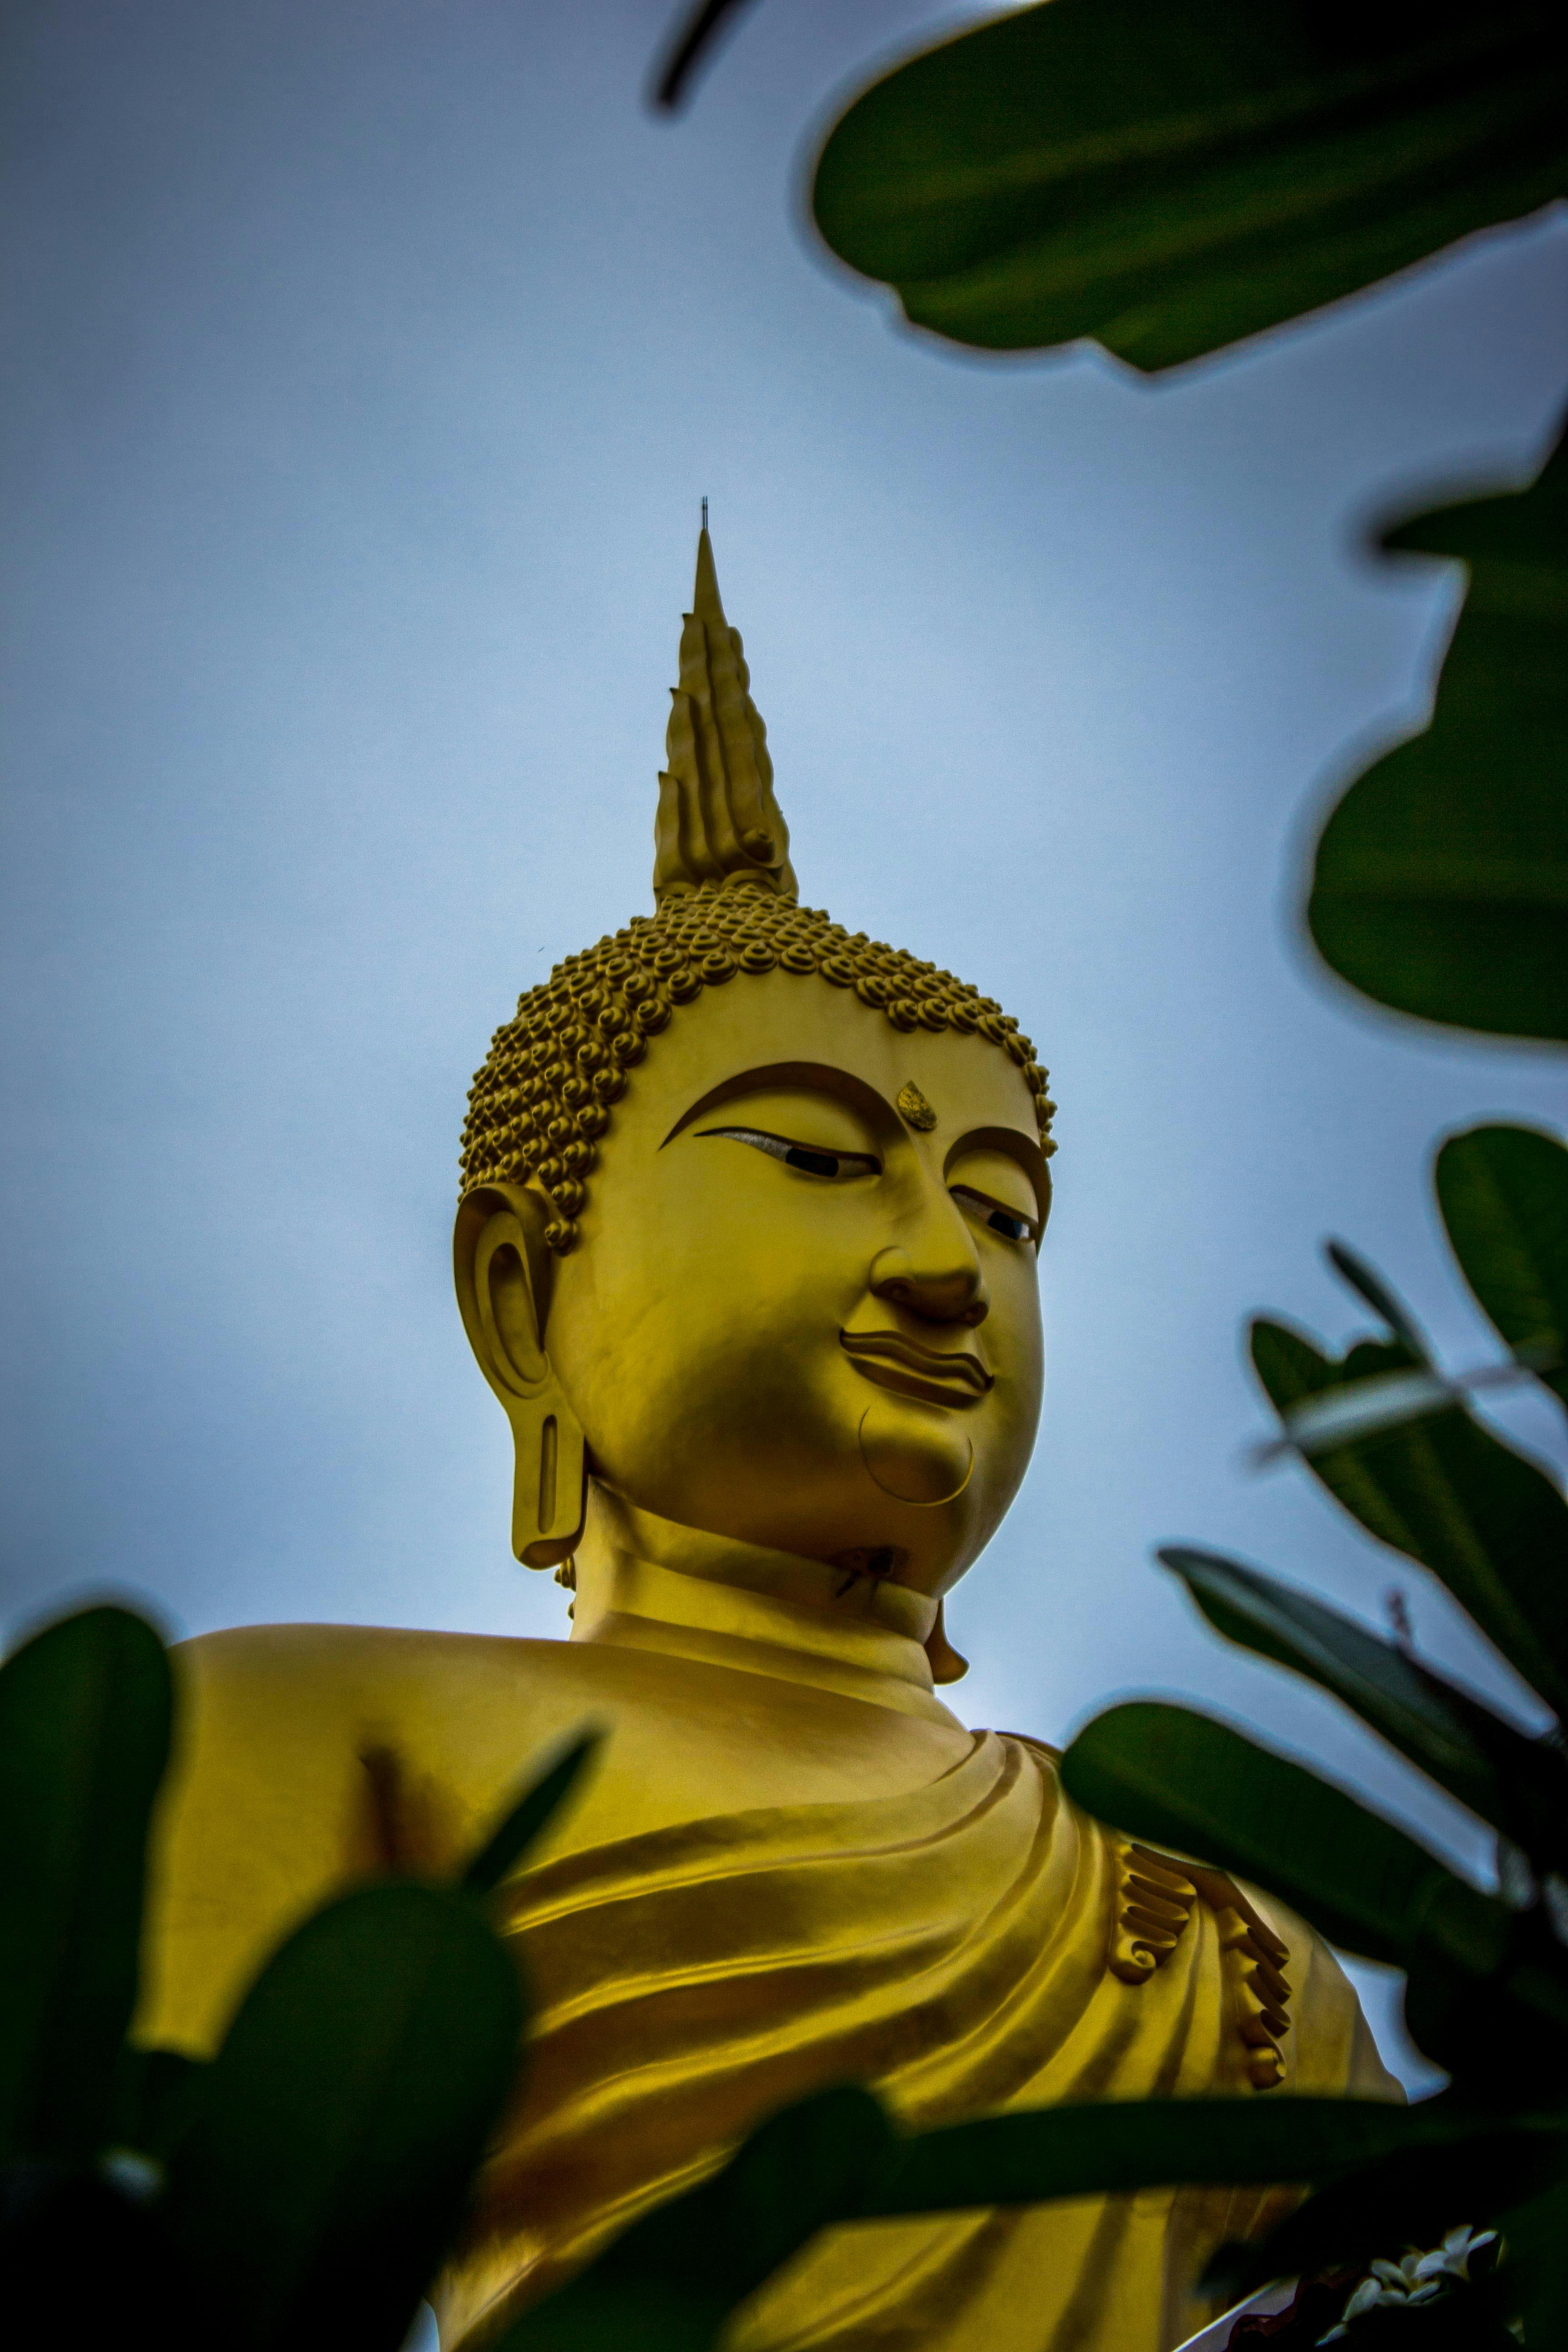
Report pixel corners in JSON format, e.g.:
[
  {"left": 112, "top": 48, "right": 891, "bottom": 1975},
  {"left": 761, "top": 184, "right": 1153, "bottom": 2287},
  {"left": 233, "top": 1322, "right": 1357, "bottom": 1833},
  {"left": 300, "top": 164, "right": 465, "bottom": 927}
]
[
  {"left": 1414, "top": 2225, "right": 1496, "bottom": 2284},
  {"left": 1315, "top": 2225, "right": 1496, "bottom": 2344}
]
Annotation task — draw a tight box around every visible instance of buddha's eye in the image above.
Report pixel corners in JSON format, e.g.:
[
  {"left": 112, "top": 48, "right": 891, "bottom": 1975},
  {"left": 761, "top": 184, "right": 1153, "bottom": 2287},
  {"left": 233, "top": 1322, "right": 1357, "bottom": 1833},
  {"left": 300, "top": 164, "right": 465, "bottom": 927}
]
[
  {"left": 696, "top": 1127, "right": 881, "bottom": 1182},
  {"left": 949, "top": 1183, "right": 1039, "bottom": 1248}
]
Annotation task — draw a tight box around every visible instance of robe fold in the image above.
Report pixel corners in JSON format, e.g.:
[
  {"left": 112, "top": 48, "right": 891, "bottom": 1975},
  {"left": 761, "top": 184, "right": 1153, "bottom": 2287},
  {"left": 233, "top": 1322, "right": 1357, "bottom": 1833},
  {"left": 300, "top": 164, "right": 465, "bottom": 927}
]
[{"left": 438, "top": 1730, "right": 1394, "bottom": 2352}]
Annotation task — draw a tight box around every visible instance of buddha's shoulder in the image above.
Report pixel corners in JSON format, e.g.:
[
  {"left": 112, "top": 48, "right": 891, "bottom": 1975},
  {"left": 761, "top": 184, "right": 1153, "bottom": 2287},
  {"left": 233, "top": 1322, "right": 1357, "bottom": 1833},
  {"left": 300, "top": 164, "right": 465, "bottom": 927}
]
[
  {"left": 173, "top": 1618, "right": 713, "bottom": 1753},
  {"left": 172, "top": 1620, "right": 974, "bottom": 1785},
  {"left": 177, "top": 1617, "right": 574, "bottom": 1695}
]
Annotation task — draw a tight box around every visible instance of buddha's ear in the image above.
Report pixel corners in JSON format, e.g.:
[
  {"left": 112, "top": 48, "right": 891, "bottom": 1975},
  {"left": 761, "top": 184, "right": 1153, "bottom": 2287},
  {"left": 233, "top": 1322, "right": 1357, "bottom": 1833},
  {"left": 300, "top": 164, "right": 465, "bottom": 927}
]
[
  {"left": 453, "top": 1183, "right": 559, "bottom": 1400},
  {"left": 454, "top": 1186, "right": 587, "bottom": 1568}
]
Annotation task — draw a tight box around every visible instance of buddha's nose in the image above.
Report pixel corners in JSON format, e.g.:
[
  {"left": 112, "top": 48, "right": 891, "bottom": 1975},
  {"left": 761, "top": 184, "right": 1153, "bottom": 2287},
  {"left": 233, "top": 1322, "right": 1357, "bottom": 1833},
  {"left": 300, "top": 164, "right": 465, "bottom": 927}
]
[{"left": 870, "top": 1243, "right": 989, "bottom": 1328}]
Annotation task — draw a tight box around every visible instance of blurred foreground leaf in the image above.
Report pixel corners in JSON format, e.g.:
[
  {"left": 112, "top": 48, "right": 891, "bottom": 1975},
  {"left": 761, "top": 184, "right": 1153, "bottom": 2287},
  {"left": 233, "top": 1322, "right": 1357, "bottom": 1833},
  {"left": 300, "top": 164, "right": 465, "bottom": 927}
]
[
  {"left": 1159, "top": 1547, "right": 1568, "bottom": 1865},
  {"left": 108, "top": 2045, "right": 209, "bottom": 2166},
  {"left": 867, "top": 2093, "right": 1504, "bottom": 2217},
  {"left": 1252, "top": 1318, "right": 1568, "bottom": 1718},
  {"left": 163, "top": 1881, "right": 523, "bottom": 2352},
  {"left": 811, "top": 1, "right": 1567, "bottom": 369},
  {"left": 1500, "top": 2180, "right": 1568, "bottom": 2348},
  {"left": 0, "top": 1606, "right": 172, "bottom": 2164},
  {"left": 1308, "top": 430, "right": 1568, "bottom": 1041},
  {"left": 506, "top": 2082, "right": 1548, "bottom": 2352},
  {"left": 1220, "top": 2122, "right": 1568, "bottom": 2295},
  {"left": 461, "top": 1729, "right": 600, "bottom": 1897},
  {"left": 1438, "top": 1124, "right": 1568, "bottom": 1411},
  {"left": 501, "top": 2086, "right": 894, "bottom": 2352},
  {"left": 0, "top": 2162, "right": 191, "bottom": 2346},
  {"left": 1058, "top": 1700, "right": 1506, "bottom": 1970}
]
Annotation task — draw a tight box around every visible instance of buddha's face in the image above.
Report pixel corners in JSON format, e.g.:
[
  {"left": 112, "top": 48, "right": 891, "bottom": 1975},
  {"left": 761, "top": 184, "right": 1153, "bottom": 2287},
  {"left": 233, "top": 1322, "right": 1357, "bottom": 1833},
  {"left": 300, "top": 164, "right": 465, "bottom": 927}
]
[{"left": 540, "top": 970, "right": 1048, "bottom": 1596}]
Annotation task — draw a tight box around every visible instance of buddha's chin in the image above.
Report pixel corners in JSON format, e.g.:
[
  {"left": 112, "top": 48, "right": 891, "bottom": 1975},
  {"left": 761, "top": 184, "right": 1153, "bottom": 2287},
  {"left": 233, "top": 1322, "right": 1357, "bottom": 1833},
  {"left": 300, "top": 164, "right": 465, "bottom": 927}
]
[{"left": 857, "top": 1399, "right": 974, "bottom": 1508}]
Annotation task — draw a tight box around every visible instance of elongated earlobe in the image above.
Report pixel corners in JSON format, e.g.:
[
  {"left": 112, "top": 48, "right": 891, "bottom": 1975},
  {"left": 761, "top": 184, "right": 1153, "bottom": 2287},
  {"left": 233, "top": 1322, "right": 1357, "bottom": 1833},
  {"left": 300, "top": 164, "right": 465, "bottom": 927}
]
[
  {"left": 454, "top": 1186, "right": 588, "bottom": 1570},
  {"left": 510, "top": 1382, "right": 587, "bottom": 1568},
  {"left": 924, "top": 1599, "right": 969, "bottom": 1684}
]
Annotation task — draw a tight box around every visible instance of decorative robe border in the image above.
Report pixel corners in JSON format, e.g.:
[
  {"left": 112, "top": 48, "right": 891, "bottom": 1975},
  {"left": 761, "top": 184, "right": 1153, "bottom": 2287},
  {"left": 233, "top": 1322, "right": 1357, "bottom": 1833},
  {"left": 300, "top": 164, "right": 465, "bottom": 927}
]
[{"left": 1110, "top": 1840, "right": 1293, "bottom": 2091}]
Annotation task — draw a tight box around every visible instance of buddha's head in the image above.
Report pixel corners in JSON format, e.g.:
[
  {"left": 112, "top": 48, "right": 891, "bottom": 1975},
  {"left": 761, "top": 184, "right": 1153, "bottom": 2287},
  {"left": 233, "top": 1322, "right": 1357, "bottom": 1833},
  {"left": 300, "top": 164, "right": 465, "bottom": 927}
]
[{"left": 453, "top": 533, "right": 1055, "bottom": 1672}]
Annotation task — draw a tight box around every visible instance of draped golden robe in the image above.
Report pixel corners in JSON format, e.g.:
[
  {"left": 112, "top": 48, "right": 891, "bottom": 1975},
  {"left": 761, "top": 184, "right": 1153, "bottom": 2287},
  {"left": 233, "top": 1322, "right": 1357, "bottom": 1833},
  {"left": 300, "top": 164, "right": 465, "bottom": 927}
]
[
  {"left": 147, "top": 1506, "right": 1399, "bottom": 2352},
  {"left": 441, "top": 1725, "right": 1395, "bottom": 2352}
]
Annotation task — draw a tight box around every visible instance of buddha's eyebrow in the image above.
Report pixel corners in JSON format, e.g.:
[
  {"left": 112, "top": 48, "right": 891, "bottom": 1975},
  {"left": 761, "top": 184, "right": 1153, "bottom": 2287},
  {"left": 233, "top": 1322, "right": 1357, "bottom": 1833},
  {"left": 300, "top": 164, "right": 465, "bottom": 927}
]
[
  {"left": 944, "top": 1125, "right": 1053, "bottom": 1230},
  {"left": 660, "top": 1060, "right": 887, "bottom": 1149}
]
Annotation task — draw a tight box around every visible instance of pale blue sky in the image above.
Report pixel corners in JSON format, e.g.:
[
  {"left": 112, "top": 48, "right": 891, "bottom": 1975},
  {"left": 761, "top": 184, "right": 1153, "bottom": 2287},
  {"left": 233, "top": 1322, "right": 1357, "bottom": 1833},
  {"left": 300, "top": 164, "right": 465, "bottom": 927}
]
[{"left": 4, "top": 0, "right": 1566, "bottom": 2085}]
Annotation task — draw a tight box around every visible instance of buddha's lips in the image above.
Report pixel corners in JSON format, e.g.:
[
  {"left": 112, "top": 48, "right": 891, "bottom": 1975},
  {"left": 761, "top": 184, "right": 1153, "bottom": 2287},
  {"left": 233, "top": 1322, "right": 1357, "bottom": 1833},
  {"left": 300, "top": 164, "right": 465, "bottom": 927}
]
[{"left": 839, "top": 1329, "right": 994, "bottom": 1405}]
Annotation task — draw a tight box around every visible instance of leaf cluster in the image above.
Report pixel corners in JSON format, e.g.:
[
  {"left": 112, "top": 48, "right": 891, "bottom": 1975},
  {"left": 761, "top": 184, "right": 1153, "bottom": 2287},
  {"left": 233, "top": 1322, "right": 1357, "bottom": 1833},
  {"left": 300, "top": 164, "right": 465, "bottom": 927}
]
[
  {"left": 13, "top": 1605, "right": 1545, "bottom": 2352},
  {"left": 1058, "top": 1122, "right": 1568, "bottom": 2335},
  {"left": 808, "top": 0, "right": 1566, "bottom": 373},
  {"left": 0, "top": 1609, "right": 597, "bottom": 2352}
]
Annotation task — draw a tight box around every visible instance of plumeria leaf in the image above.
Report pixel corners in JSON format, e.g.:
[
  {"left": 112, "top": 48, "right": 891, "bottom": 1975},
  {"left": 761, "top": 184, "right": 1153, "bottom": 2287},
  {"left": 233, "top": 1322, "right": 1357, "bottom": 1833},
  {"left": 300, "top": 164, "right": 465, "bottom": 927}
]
[
  {"left": 1252, "top": 1318, "right": 1568, "bottom": 1718},
  {"left": 1059, "top": 1700, "right": 1508, "bottom": 1970},
  {"left": 1308, "top": 428, "right": 1568, "bottom": 1042},
  {"left": 1438, "top": 1124, "right": 1568, "bottom": 1414},
  {"left": 810, "top": 3, "right": 1567, "bottom": 370},
  {"left": 0, "top": 1605, "right": 172, "bottom": 2164},
  {"left": 162, "top": 1882, "right": 524, "bottom": 2352},
  {"left": 460, "top": 1730, "right": 600, "bottom": 1897},
  {"left": 1158, "top": 1548, "right": 1568, "bottom": 1869}
]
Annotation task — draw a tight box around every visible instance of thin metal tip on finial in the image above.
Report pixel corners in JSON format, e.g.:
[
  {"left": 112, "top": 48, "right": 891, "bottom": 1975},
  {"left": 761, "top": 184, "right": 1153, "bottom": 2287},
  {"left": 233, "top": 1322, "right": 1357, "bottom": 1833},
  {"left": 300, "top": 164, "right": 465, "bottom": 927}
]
[{"left": 701, "top": 495, "right": 708, "bottom": 532}]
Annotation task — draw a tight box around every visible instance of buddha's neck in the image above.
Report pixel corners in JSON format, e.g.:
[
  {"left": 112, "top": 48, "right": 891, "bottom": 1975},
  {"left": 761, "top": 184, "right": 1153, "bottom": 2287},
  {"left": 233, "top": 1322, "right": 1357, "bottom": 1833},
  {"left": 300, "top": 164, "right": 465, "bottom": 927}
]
[{"left": 568, "top": 1486, "right": 962, "bottom": 1726}]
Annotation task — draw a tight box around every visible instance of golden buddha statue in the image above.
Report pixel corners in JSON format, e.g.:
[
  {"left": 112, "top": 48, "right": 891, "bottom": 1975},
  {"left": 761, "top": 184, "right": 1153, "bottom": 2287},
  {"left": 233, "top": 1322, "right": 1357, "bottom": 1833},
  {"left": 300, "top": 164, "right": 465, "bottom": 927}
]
[{"left": 142, "top": 531, "right": 1396, "bottom": 2352}]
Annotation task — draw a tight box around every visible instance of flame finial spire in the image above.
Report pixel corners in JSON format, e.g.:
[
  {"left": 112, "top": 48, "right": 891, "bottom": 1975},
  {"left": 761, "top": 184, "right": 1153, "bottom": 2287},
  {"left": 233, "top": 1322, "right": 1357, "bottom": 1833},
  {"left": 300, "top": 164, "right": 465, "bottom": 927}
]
[{"left": 652, "top": 528, "right": 798, "bottom": 905}]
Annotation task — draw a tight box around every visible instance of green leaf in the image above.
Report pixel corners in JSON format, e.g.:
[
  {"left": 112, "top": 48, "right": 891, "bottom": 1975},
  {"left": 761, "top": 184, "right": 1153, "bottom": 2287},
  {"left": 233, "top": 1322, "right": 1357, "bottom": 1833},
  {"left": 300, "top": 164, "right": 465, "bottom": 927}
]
[
  {"left": 867, "top": 2094, "right": 1508, "bottom": 2217},
  {"left": 1058, "top": 1700, "right": 1507, "bottom": 1970},
  {"left": 1252, "top": 1317, "right": 1568, "bottom": 1719},
  {"left": 500, "top": 2085, "right": 894, "bottom": 2352},
  {"left": 1219, "top": 2122, "right": 1568, "bottom": 2295},
  {"left": 1400, "top": 1913, "right": 1568, "bottom": 2093},
  {"left": 1158, "top": 1547, "right": 1568, "bottom": 1867},
  {"left": 502, "top": 2089, "right": 1547, "bottom": 2352},
  {"left": 810, "top": 2, "right": 1567, "bottom": 371},
  {"left": 1501, "top": 2181, "right": 1568, "bottom": 2349},
  {"left": 0, "top": 2164, "right": 195, "bottom": 2345},
  {"left": 460, "top": 1729, "right": 600, "bottom": 1897},
  {"left": 162, "top": 1881, "right": 523, "bottom": 2352},
  {"left": 1308, "top": 428, "right": 1568, "bottom": 1041},
  {"left": 107, "top": 2045, "right": 209, "bottom": 2164},
  {"left": 1326, "top": 1238, "right": 1428, "bottom": 1355},
  {"left": 1438, "top": 1124, "right": 1568, "bottom": 1412},
  {"left": 0, "top": 1605, "right": 172, "bottom": 2164}
]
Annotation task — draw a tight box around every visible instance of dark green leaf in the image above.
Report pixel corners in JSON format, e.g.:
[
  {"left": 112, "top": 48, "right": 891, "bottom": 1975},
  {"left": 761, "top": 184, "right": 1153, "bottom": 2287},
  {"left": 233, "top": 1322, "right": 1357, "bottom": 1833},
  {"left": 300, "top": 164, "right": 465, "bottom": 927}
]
[
  {"left": 162, "top": 1881, "right": 523, "bottom": 2352},
  {"left": 499, "top": 2085, "right": 893, "bottom": 2352},
  {"left": 866, "top": 2094, "right": 1503, "bottom": 2217},
  {"left": 0, "top": 1605, "right": 172, "bottom": 2164},
  {"left": 1308, "top": 428, "right": 1568, "bottom": 1042},
  {"left": 460, "top": 1729, "right": 600, "bottom": 1897},
  {"left": 1438, "top": 1124, "right": 1568, "bottom": 1412},
  {"left": 1218, "top": 2122, "right": 1568, "bottom": 2295},
  {"left": 1252, "top": 1318, "right": 1568, "bottom": 1719},
  {"left": 1058, "top": 1700, "right": 1507, "bottom": 1970},
  {"left": 1402, "top": 1902, "right": 1568, "bottom": 2092},
  {"left": 811, "top": 2, "right": 1566, "bottom": 370},
  {"left": 1499, "top": 2180, "right": 1568, "bottom": 2348},
  {"left": 501, "top": 2091, "right": 1548, "bottom": 2352},
  {"left": 1326, "top": 1239, "right": 1428, "bottom": 1354},
  {"left": 650, "top": 0, "right": 760, "bottom": 113},
  {"left": 0, "top": 2162, "right": 194, "bottom": 2347},
  {"left": 1334, "top": 2292, "right": 1522, "bottom": 2352},
  {"left": 1158, "top": 1548, "right": 1568, "bottom": 1867},
  {"left": 107, "top": 2045, "right": 209, "bottom": 2165}
]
